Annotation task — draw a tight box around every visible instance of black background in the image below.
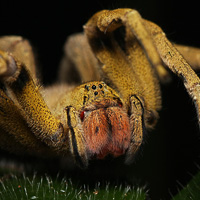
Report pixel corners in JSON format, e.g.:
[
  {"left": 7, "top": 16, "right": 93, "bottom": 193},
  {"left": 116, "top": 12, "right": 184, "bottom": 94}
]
[{"left": 1, "top": 0, "right": 200, "bottom": 199}]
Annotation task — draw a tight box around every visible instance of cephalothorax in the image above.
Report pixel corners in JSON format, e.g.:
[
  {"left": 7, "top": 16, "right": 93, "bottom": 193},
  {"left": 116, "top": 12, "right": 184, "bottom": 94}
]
[{"left": 1, "top": 8, "right": 200, "bottom": 168}]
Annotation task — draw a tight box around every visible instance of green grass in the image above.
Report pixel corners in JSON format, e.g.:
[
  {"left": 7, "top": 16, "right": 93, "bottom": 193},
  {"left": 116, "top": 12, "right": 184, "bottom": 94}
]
[
  {"left": 0, "top": 173, "right": 146, "bottom": 200},
  {"left": 1, "top": 157, "right": 200, "bottom": 200},
  {"left": 172, "top": 170, "right": 200, "bottom": 200},
  {"left": 1, "top": 167, "right": 200, "bottom": 199}
]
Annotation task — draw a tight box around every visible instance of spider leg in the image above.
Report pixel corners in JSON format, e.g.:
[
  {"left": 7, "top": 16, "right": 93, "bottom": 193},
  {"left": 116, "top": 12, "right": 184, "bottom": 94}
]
[
  {"left": 85, "top": 9, "right": 170, "bottom": 83},
  {"left": 0, "top": 36, "right": 37, "bottom": 81},
  {"left": 174, "top": 44, "right": 200, "bottom": 71},
  {"left": 59, "top": 33, "right": 100, "bottom": 83},
  {"left": 125, "top": 95, "right": 145, "bottom": 164},
  {"left": 145, "top": 20, "right": 200, "bottom": 124},
  {"left": 0, "top": 37, "right": 57, "bottom": 156},
  {"left": 0, "top": 50, "right": 66, "bottom": 151},
  {"left": 0, "top": 84, "right": 53, "bottom": 156},
  {"left": 0, "top": 126, "right": 30, "bottom": 154},
  {"left": 125, "top": 26, "right": 161, "bottom": 127}
]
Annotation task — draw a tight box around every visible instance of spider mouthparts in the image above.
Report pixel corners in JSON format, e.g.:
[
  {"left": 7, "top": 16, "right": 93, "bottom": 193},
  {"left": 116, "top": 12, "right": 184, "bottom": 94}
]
[{"left": 83, "top": 106, "right": 131, "bottom": 159}]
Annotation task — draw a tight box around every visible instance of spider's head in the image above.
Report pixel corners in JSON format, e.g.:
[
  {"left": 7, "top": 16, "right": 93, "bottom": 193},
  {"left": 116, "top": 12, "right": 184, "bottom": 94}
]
[{"left": 67, "top": 81, "right": 131, "bottom": 167}]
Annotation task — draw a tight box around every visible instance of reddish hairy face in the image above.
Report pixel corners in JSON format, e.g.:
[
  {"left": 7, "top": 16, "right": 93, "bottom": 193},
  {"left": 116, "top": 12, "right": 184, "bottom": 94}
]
[{"left": 81, "top": 103, "right": 131, "bottom": 159}]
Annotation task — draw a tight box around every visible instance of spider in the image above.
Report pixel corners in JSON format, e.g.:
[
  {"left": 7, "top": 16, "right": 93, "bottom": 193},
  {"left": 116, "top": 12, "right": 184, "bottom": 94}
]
[{"left": 0, "top": 8, "right": 200, "bottom": 169}]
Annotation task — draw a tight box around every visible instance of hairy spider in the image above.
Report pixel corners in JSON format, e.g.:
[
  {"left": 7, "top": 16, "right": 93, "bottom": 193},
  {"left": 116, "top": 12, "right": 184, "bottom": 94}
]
[{"left": 0, "top": 8, "right": 200, "bottom": 168}]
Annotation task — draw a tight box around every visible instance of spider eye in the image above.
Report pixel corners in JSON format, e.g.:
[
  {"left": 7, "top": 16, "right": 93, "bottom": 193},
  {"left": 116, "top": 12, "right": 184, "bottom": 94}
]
[
  {"left": 118, "top": 101, "right": 123, "bottom": 107},
  {"left": 80, "top": 111, "right": 85, "bottom": 121}
]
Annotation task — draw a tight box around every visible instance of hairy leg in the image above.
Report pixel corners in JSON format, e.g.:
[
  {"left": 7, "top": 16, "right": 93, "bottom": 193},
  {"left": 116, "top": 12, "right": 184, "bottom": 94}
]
[
  {"left": 0, "top": 50, "right": 67, "bottom": 151},
  {"left": 0, "top": 37, "right": 63, "bottom": 155},
  {"left": 59, "top": 33, "right": 100, "bottom": 83},
  {"left": 174, "top": 44, "right": 200, "bottom": 71},
  {"left": 125, "top": 26, "right": 161, "bottom": 127},
  {"left": 0, "top": 84, "right": 52, "bottom": 156},
  {"left": 145, "top": 20, "right": 200, "bottom": 124},
  {"left": 0, "top": 36, "right": 38, "bottom": 81}
]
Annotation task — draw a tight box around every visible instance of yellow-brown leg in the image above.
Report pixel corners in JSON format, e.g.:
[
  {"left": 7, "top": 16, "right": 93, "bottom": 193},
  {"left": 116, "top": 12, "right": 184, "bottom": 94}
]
[
  {"left": 0, "top": 85, "right": 52, "bottom": 156},
  {"left": 0, "top": 50, "right": 66, "bottom": 150},
  {"left": 174, "top": 44, "right": 200, "bottom": 71},
  {"left": 59, "top": 33, "right": 100, "bottom": 83},
  {"left": 145, "top": 20, "right": 200, "bottom": 124},
  {"left": 85, "top": 9, "right": 169, "bottom": 82},
  {"left": 125, "top": 26, "right": 161, "bottom": 127},
  {"left": 0, "top": 37, "right": 59, "bottom": 155},
  {"left": 125, "top": 95, "right": 145, "bottom": 163},
  {"left": 0, "top": 127, "right": 28, "bottom": 154},
  {"left": 0, "top": 36, "right": 37, "bottom": 81}
]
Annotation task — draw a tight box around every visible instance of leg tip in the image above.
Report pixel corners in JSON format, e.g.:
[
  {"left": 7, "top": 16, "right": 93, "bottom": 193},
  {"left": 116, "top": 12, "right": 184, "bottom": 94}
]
[{"left": 0, "top": 51, "right": 17, "bottom": 79}]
